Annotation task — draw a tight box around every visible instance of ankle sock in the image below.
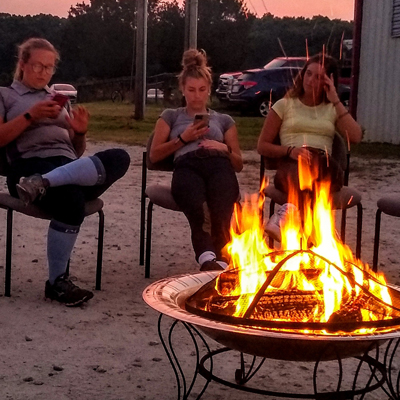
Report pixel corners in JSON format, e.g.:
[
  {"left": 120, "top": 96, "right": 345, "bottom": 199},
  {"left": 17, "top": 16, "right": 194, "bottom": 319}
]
[
  {"left": 43, "top": 156, "right": 106, "bottom": 187},
  {"left": 198, "top": 251, "right": 217, "bottom": 267}
]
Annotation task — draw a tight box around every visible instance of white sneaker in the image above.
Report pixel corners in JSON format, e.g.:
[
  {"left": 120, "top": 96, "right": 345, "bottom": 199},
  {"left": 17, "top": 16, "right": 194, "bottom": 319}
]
[{"left": 264, "top": 203, "right": 297, "bottom": 242}]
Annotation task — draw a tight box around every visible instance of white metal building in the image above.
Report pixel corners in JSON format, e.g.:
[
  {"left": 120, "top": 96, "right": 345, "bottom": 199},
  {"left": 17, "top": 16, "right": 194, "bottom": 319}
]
[{"left": 355, "top": 0, "right": 400, "bottom": 143}]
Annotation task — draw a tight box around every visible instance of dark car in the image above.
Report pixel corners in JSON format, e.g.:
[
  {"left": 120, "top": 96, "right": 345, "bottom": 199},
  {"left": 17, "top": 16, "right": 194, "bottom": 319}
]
[
  {"left": 228, "top": 67, "right": 301, "bottom": 117},
  {"left": 263, "top": 56, "right": 307, "bottom": 70}
]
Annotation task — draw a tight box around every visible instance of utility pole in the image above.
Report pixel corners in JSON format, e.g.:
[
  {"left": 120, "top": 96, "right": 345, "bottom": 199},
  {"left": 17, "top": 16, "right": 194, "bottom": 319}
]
[
  {"left": 184, "top": 0, "right": 198, "bottom": 50},
  {"left": 134, "top": 0, "right": 147, "bottom": 120}
]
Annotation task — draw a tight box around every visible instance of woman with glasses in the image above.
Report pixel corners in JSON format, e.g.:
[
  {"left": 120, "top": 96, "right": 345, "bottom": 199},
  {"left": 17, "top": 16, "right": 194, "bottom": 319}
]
[{"left": 0, "top": 37, "right": 130, "bottom": 306}]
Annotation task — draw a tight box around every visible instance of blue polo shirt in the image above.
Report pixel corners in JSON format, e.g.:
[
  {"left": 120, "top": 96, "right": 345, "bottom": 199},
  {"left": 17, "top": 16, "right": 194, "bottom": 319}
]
[{"left": 0, "top": 80, "right": 77, "bottom": 163}]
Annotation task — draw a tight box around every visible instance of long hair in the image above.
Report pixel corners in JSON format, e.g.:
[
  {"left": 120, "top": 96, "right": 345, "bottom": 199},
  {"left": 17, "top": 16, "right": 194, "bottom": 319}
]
[
  {"left": 14, "top": 38, "right": 60, "bottom": 81},
  {"left": 178, "top": 48, "right": 212, "bottom": 88},
  {"left": 287, "top": 53, "right": 339, "bottom": 103}
]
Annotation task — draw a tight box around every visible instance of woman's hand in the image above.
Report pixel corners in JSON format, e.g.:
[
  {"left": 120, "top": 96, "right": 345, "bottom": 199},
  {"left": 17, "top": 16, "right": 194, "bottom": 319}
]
[
  {"left": 28, "top": 100, "right": 61, "bottom": 121},
  {"left": 180, "top": 122, "right": 209, "bottom": 143},
  {"left": 289, "top": 146, "right": 313, "bottom": 163},
  {"left": 323, "top": 73, "right": 340, "bottom": 104},
  {"left": 198, "top": 139, "right": 226, "bottom": 151},
  {"left": 66, "top": 105, "right": 90, "bottom": 135}
]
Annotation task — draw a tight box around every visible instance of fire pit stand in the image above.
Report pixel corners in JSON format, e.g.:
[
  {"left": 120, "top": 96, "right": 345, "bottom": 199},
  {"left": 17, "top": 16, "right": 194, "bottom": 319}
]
[{"left": 144, "top": 273, "right": 400, "bottom": 400}]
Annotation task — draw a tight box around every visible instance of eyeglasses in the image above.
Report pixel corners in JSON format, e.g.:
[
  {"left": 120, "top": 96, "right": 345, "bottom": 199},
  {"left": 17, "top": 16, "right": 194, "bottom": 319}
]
[{"left": 29, "top": 62, "right": 56, "bottom": 75}]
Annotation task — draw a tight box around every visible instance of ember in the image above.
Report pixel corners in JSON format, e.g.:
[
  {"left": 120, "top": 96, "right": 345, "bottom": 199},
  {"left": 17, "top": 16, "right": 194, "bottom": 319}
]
[{"left": 186, "top": 160, "right": 400, "bottom": 335}]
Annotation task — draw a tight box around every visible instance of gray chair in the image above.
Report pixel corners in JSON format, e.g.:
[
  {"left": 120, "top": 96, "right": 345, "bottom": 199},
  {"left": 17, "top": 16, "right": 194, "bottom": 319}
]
[
  {"left": 260, "top": 132, "right": 363, "bottom": 258},
  {"left": 0, "top": 151, "right": 104, "bottom": 296},
  {"left": 139, "top": 134, "right": 180, "bottom": 278},
  {"left": 372, "top": 194, "right": 400, "bottom": 272}
]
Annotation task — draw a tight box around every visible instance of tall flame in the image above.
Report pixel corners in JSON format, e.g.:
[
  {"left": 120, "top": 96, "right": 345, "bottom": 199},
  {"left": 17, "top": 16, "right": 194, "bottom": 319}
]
[{"left": 221, "top": 158, "right": 392, "bottom": 331}]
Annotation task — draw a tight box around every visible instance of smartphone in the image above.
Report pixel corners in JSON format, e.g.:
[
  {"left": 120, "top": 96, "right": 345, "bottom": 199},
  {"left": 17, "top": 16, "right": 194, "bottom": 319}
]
[
  {"left": 52, "top": 93, "right": 69, "bottom": 107},
  {"left": 194, "top": 113, "right": 210, "bottom": 128}
]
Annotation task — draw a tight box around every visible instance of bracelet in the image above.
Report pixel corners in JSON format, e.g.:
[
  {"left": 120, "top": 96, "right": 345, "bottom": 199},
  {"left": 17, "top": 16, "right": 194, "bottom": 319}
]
[
  {"left": 287, "top": 146, "right": 295, "bottom": 157},
  {"left": 74, "top": 130, "right": 87, "bottom": 136},
  {"left": 178, "top": 134, "right": 188, "bottom": 145},
  {"left": 337, "top": 111, "right": 350, "bottom": 121},
  {"left": 332, "top": 100, "right": 341, "bottom": 106}
]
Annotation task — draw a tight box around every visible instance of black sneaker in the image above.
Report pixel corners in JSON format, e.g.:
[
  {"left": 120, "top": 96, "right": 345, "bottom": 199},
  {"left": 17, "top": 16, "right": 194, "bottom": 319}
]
[
  {"left": 45, "top": 274, "right": 94, "bottom": 307},
  {"left": 200, "top": 259, "right": 224, "bottom": 272}
]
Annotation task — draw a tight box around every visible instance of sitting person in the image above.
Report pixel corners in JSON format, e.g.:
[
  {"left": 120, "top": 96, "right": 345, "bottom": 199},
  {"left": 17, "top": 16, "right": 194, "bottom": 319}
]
[
  {"left": 257, "top": 53, "right": 362, "bottom": 242},
  {"left": 149, "top": 49, "right": 243, "bottom": 271},
  {"left": 0, "top": 37, "right": 130, "bottom": 306}
]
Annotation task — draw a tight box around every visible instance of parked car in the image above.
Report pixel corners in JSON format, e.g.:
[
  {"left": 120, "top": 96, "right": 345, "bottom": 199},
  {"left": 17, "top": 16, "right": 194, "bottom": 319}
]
[
  {"left": 263, "top": 57, "right": 307, "bottom": 70},
  {"left": 49, "top": 83, "right": 77, "bottom": 103},
  {"left": 147, "top": 88, "right": 164, "bottom": 101},
  {"left": 215, "top": 71, "right": 242, "bottom": 101},
  {"left": 228, "top": 67, "right": 301, "bottom": 117}
]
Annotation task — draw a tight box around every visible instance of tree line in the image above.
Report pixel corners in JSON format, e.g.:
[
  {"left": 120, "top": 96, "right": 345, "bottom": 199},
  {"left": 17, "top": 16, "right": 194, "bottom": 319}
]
[{"left": 0, "top": 0, "right": 354, "bottom": 87}]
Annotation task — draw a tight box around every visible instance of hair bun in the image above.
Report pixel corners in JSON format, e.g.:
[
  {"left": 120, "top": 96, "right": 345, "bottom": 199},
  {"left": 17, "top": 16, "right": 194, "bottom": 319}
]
[{"left": 181, "top": 48, "right": 207, "bottom": 71}]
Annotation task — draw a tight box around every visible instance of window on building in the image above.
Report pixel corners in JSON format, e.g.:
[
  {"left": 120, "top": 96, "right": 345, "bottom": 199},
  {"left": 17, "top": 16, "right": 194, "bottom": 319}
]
[{"left": 392, "top": 0, "right": 400, "bottom": 37}]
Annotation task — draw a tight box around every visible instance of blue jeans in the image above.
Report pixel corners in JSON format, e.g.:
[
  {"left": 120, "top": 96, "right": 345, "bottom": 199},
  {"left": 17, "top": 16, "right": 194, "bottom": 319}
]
[
  {"left": 171, "top": 152, "right": 239, "bottom": 262},
  {"left": 7, "top": 148, "right": 130, "bottom": 226}
]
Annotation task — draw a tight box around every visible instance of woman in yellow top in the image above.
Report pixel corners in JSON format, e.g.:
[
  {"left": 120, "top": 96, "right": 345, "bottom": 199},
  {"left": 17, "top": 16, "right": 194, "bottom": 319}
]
[{"left": 257, "top": 53, "right": 362, "bottom": 242}]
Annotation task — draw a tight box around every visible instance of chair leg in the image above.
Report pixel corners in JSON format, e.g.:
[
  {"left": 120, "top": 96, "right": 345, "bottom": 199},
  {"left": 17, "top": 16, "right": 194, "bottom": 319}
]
[
  {"left": 139, "top": 152, "right": 147, "bottom": 266},
  {"left": 340, "top": 208, "right": 347, "bottom": 244},
  {"left": 95, "top": 209, "right": 105, "bottom": 290},
  {"left": 5, "top": 208, "right": 13, "bottom": 297},
  {"left": 372, "top": 209, "right": 382, "bottom": 272},
  {"left": 268, "top": 200, "right": 275, "bottom": 249},
  {"left": 355, "top": 203, "right": 362, "bottom": 260},
  {"left": 145, "top": 201, "right": 154, "bottom": 278}
]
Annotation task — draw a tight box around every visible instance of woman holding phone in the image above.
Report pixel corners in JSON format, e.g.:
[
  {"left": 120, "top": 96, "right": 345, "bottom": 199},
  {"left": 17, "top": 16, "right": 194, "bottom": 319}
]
[
  {"left": 150, "top": 48, "right": 243, "bottom": 271},
  {"left": 257, "top": 53, "right": 362, "bottom": 242},
  {"left": 0, "top": 37, "right": 130, "bottom": 306}
]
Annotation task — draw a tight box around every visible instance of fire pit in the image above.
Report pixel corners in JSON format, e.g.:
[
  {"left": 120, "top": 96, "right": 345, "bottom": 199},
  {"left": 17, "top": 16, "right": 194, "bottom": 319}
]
[
  {"left": 143, "top": 272, "right": 400, "bottom": 362},
  {"left": 143, "top": 160, "right": 400, "bottom": 398}
]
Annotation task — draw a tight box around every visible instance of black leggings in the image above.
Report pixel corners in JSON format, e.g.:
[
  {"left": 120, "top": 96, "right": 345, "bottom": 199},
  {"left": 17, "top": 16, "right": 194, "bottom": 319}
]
[
  {"left": 171, "top": 154, "right": 239, "bottom": 262},
  {"left": 7, "top": 148, "right": 130, "bottom": 226}
]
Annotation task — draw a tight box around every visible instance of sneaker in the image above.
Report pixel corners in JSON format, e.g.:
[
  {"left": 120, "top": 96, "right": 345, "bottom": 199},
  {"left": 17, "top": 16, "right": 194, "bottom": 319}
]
[
  {"left": 16, "top": 174, "right": 47, "bottom": 205},
  {"left": 200, "top": 259, "right": 225, "bottom": 272},
  {"left": 264, "top": 203, "right": 298, "bottom": 242},
  {"left": 45, "top": 274, "right": 93, "bottom": 307}
]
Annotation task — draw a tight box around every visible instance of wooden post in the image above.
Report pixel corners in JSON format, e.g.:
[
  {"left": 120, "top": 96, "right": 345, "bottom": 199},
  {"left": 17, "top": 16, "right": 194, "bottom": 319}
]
[
  {"left": 184, "top": 0, "right": 198, "bottom": 50},
  {"left": 134, "top": 0, "right": 147, "bottom": 120}
]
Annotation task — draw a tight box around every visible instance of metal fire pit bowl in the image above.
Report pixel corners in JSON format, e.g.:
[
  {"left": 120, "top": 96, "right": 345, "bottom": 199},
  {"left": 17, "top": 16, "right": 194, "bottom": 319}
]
[{"left": 143, "top": 272, "right": 400, "bottom": 362}]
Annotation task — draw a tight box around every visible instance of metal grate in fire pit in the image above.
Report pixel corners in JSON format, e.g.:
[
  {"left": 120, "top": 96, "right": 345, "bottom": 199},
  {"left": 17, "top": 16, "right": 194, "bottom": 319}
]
[{"left": 186, "top": 249, "right": 400, "bottom": 334}]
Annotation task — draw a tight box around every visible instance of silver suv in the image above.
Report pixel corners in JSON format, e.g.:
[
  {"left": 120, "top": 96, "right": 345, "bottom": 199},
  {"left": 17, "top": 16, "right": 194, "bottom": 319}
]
[{"left": 215, "top": 72, "right": 242, "bottom": 101}]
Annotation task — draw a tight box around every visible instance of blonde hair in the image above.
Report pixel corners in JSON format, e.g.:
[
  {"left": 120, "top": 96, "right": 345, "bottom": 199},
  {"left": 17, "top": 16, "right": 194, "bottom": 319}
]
[
  {"left": 178, "top": 48, "right": 212, "bottom": 88},
  {"left": 14, "top": 37, "right": 60, "bottom": 81}
]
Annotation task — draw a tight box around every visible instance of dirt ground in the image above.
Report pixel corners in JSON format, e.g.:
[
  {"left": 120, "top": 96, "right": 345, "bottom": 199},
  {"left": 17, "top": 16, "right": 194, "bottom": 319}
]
[{"left": 0, "top": 141, "right": 399, "bottom": 400}]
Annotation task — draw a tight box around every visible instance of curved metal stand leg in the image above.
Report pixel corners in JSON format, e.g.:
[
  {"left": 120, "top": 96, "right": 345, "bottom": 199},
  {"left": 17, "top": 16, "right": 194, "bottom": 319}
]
[
  {"left": 158, "top": 314, "right": 212, "bottom": 400},
  {"left": 383, "top": 338, "right": 400, "bottom": 399},
  {"left": 313, "top": 342, "right": 386, "bottom": 399}
]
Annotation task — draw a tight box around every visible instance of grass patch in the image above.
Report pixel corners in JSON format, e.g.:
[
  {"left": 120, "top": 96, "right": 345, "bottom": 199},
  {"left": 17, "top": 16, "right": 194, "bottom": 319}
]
[{"left": 84, "top": 101, "right": 400, "bottom": 158}]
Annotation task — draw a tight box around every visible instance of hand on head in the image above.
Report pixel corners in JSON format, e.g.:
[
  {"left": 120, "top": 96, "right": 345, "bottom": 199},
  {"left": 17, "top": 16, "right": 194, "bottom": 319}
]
[{"left": 324, "top": 73, "right": 340, "bottom": 104}]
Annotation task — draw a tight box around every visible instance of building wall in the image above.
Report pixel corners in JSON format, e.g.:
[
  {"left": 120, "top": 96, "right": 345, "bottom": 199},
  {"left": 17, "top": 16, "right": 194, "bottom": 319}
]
[{"left": 358, "top": 0, "right": 400, "bottom": 143}]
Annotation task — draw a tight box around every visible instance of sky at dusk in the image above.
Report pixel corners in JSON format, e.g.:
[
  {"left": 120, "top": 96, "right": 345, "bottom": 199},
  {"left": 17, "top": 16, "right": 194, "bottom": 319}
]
[{"left": 0, "top": 0, "right": 355, "bottom": 21}]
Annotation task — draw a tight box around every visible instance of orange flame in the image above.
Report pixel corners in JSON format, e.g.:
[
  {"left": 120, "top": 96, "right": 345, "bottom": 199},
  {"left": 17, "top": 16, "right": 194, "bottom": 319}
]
[{"left": 221, "top": 159, "right": 393, "bottom": 332}]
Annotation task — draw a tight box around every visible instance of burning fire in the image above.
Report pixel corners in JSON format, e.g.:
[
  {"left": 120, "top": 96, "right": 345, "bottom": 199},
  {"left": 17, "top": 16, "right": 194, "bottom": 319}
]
[{"left": 217, "top": 155, "right": 394, "bottom": 333}]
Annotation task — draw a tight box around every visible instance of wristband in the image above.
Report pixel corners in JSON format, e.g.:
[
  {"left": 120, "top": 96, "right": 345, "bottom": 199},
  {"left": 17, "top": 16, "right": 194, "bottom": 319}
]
[
  {"left": 287, "top": 146, "right": 295, "bottom": 157},
  {"left": 178, "top": 134, "right": 188, "bottom": 145},
  {"left": 23, "top": 112, "right": 32, "bottom": 122}
]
